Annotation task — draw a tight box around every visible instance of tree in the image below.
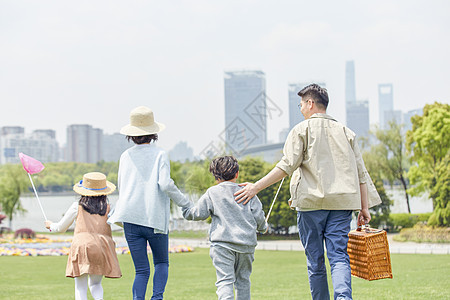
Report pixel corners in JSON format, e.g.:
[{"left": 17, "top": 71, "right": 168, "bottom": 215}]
[
  {"left": 362, "top": 151, "right": 393, "bottom": 227},
  {"left": 369, "top": 121, "right": 411, "bottom": 212},
  {"left": 239, "top": 157, "right": 295, "bottom": 235},
  {"left": 183, "top": 161, "right": 216, "bottom": 196},
  {"left": 0, "top": 164, "right": 29, "bottom": 228},
  {"left": 407, "top": 102, "right": 450, "bottom": 226}
]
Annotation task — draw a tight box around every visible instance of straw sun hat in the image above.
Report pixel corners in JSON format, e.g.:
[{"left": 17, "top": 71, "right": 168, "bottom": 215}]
[
  {"left": 73, "top": 172, "right": 116, "bottom": 196},
  {"left": 120, "top": 106, "right": 166, "bottom": 136}
]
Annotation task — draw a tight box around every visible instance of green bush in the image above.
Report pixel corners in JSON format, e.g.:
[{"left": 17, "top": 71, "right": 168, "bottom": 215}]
[
  {"left": 389, "top": 213, "right": 432, "bottom": 230},
  {"left": 394, "top": 224, "right": 450, "bottom": 243}
]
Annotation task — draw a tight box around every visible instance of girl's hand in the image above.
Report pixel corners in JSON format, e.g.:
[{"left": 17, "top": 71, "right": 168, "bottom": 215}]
[{"left": 45, "top": 220, "right": 52, "bottom": 230}]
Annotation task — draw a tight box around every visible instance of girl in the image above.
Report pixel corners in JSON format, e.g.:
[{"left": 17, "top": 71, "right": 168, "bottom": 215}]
[
  {"left": 45, "top": 172, "right": 121, "bottom": 300},
  {"left": 108, "top": 106, "right": 193, "bottom": 300}
]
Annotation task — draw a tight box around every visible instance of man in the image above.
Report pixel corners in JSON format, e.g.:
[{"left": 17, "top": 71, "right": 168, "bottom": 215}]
[{"left": 235, "top": 83, "right": 375, "bottom": 300}]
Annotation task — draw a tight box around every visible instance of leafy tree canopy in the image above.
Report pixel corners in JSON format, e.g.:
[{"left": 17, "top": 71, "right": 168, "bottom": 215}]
[{"left": 406, "top": 102, "right": 450, "bottom": 226}]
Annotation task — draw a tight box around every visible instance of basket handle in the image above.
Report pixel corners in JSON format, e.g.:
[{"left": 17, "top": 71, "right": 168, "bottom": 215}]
[{"left": 356, "top": 224, "right": 383, "bottom": 233}]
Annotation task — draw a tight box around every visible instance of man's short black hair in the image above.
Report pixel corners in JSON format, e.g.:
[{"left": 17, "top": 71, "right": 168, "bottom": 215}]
[
  {"left": 298, "top": 83, "right": 329, "bottom": 109},
  {"left": 209, "top": 156, "right": 239, "bottom": 181}
]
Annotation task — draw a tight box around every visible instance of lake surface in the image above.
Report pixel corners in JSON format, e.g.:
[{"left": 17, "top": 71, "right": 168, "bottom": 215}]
[
  {"left": 5, "top": 193, "right": 119, "bottom": 232},
  {"left": 4, "top": 187, "right": 433, "bottom": 231}
]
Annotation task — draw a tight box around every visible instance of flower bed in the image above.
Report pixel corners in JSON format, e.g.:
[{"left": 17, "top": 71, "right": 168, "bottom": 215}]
[{"left": 0, "top": 234, "right": 194, "bottom": 256}]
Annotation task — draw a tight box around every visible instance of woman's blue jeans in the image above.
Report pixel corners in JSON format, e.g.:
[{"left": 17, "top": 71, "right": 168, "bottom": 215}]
[{"left": 124, "top": 223, "right": 169, "bottom": 300}]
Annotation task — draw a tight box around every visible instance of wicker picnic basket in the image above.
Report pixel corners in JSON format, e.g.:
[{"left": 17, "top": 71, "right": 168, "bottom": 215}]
[{"left": 347, "top": 226, "right": 393, "bottom": 281}]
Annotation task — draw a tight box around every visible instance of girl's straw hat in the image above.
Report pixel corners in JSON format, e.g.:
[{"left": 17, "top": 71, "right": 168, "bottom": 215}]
[
  {"left": 120, "top": 106, "right": 166, "bottom": 136},
  {"left": 73, "top": 172, "right": 116, "bottom": 196}
]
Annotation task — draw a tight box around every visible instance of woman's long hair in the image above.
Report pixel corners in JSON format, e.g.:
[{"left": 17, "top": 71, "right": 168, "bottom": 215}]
[{"left": 79, "top": 195, "right": 108, "bottom": 216}]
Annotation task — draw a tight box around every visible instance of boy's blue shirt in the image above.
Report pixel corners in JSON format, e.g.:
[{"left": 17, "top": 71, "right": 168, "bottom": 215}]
[{"left": 182, "top": 181, "right": 268, "bottom": 253}]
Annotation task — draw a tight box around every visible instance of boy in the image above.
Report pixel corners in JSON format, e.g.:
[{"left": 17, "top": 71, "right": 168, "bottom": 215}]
[{"left": 182, "top": 156, "right": 268, "bottom": 300}]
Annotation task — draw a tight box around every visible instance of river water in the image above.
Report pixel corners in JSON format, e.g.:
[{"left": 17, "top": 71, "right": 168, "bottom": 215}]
[
  {"left": 4, "top": 193, "right": 120, "bottom": 232},
  {"left": 3, "top": 187, "right": 433, "bottom": 232}
]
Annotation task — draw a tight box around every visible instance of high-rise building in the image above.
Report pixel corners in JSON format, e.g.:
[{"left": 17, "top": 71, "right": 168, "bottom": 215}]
[
  {"left": 66, "top": 124, "right": 103, "bottom": 163},
  {"left": 378, "top": 84, "right": 394, "bottom": 129},
  {"left": 346, "top": 100, "right": 370, "bottom": 139},
  {"left": 223, "top": 70, "right": 266, "bottom": 155},
  {"left": 403, "top": 108, "right": 423, "bottom": 132},
  {"left": 345, "top": 61, "right": 356, "bottom": 104},
  {"left": 0, "top": 128, "right": 59, "bottom": 164},
  {"left": 384, "top": 110, "right": 402, "bottom": 128},
  {"left": 169, "top": 141, "right": 194, "bottom": 163},
  {"left": 288, "top": 83, "right": 305, "bottom": 129},
  {"left": 33, "top": 129, "right": 56, "bottom": 139},
  {"left": 279, "top": 128, "right": 290, "bottom": 143},
  {"left": 1, "top": 126, "right": 24, "bottom": 136},
  {"left": 345, "top": 61, "right": 370, "bottom": 138},
  {"left": 288, "top": 82, "right": 327, "bottom": 130},
  {"left": 102, "top": 132, "right": 130, "bottom": 162}
]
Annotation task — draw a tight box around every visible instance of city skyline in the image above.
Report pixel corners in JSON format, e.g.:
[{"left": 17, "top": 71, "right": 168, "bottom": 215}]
[
  {"left": 345, "top": 61, "right": 370, "bottom": 138},
  {"left": 1, "top": 1, "right": 449, "bottom": 154},
  {"left": 224, "top": 70, "right": 267, "bottom": 155}
]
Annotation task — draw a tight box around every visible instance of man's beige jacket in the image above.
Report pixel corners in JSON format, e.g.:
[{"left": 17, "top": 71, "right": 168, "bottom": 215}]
[{"left": 276, "top": 113, "right": 381, "bottom": 210}]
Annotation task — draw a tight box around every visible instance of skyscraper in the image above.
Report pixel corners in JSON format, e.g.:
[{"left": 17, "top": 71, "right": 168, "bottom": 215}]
[
  {"left": 66, "top": 124, "right": 103, "bottom": 163},
  {"left": 288, "top": 83, "right": 305, "bottom": 129},
  {"left": 288, "top": 82, "right": 327, "bottom": 130},
  {"left": 346, "top": 100, "right": 370, "bottom": 139},
  {"left": 403, "top": 108, "right": 423, "bottom": 132},
  {"left": 0, "top": 128, "right": 59, "bottom": 164},
  {"left": 102, "top": 132, "right": 130, "bottom": 162},
  {"left": 378, "top": 84, "right": 394, "bottom": 129},
  {"left": 345, "top": 61, "right": 370, "bottom": 139},
  {"left": 345, "top": 61, "right": 356, "bottom": 104},
  {"left": 223, "top": 70, "right": 266, "bottom": 155},
  {"left": 169, "top": 141, "right": 194, "bottom": 163}
]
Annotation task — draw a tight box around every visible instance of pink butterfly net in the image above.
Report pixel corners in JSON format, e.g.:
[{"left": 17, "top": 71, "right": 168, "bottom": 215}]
[
  {"left": 19, "top": 153, "right": 45, "bottom": 174},
  {"left": 18, "top": 153, "right": 48, "bottom": 222}
]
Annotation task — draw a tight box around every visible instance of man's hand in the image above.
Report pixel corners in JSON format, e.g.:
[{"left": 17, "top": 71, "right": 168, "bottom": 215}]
[
  {"left": 234, "top": 182, "right": 258, "bottom": 205},
  {"left": 357, "top": 208, "right": 371, "bottom": 227},
  {"left": 235, "top": 167, "right": 288, "bottom": 205}
]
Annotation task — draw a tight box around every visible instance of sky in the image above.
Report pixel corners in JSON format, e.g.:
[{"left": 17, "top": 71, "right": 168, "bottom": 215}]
[{"left": 1, "top": 0, "right": 449, "bottom": 155}]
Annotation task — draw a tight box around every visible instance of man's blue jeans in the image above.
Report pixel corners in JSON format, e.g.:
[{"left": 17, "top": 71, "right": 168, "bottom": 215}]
[
  {"left": 297, "top": 210, "right": 353, "bottom": 300},
  {"left": 124, "top": 223, "right": 169, "bottom": 300}
]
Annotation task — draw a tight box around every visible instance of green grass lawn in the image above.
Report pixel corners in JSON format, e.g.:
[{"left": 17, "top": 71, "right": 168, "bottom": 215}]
[{"left": 1, "top": 249, "right": 449, "bottom": 299}]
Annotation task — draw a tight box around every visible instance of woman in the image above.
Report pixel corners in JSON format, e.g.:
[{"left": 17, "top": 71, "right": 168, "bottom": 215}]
[{"left": 108, "top": 106, "right": 192, "bottom": 300}]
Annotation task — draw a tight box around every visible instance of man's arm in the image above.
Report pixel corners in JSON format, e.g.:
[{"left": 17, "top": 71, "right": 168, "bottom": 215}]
[
  {"left": 357, "top": 183, "right": 371, "bottom": 226},
  {"left": 234, "top": 167, "right": 287, "bottom": 204}
]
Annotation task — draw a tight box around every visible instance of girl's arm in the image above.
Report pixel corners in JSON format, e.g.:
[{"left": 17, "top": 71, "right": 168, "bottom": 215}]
[{"left": 45, "top": 202, "right": 78, "bottom": 233}]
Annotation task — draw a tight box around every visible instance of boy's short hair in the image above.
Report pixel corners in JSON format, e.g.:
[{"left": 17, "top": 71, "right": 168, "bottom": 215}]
[
  {"left": 126, "top": 134, "right": 158, "bottom": 144},
  {"left": 297, "top": 83, "right": 329, "bottom": 109},
  {"left": 209, "top": 156, "right": 239, "bottom": 181}
]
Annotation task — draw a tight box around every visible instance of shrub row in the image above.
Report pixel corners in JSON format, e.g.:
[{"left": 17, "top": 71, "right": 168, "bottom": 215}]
[
  {"left": 394, "top": 224, "right": 450, "bottom": 243},
  {"left": 371, "top": 213, "right": 433, "bottom": 232}
]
